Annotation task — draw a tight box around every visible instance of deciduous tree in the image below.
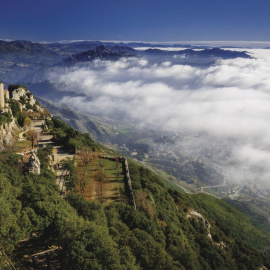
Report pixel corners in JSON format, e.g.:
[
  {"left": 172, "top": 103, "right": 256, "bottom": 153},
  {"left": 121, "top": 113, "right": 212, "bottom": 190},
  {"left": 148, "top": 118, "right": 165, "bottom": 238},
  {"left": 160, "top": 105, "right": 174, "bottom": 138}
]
[
  {"left": 26, "top": 129, "right": 39, "bottom": 149},
  {"left": 95, "top": 168, "right": 106, "bottom": 199}
]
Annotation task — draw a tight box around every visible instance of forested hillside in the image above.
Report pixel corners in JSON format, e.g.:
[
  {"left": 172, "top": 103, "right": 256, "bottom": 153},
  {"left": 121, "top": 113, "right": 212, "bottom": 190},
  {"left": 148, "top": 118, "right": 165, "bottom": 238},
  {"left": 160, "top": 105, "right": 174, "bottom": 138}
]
[{"left": 0, "top": 86, "right": 270, "bottom": 269}]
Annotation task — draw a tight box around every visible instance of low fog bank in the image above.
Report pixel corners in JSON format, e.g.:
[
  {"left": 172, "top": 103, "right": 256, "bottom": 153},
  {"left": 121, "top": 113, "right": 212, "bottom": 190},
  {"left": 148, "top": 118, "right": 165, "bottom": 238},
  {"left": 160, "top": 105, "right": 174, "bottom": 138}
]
[{"left": 54, "top": 49, "right": 270, "bottom": 185}]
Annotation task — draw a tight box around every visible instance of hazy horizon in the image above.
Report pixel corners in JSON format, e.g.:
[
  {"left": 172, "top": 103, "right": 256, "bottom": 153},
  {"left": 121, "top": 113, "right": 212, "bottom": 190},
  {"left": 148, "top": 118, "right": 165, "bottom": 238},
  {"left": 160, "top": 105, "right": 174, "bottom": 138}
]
[{"left": 2, "top": 39, "right": 270, "bottom": 49}]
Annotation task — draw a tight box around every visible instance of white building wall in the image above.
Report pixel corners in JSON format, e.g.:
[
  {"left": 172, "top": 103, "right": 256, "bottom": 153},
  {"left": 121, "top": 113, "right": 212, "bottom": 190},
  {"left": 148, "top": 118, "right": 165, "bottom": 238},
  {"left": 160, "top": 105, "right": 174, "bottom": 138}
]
[{"left": 0, "top": 83, "right": 5, "bottom": 108}]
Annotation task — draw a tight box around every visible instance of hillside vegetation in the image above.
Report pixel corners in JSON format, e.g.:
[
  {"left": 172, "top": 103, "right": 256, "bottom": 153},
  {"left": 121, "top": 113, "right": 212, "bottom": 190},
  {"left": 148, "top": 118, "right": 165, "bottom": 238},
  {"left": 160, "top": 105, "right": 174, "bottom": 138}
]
[{"left": 0, "top": 86, "right": 270, "bottom": 269}]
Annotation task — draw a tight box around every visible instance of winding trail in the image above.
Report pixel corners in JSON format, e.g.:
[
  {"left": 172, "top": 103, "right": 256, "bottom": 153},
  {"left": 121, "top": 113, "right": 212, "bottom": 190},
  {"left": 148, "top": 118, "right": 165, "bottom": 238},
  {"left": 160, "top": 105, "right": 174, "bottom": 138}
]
[{"left": 18, "top": 118, "right": 75, "bottom": 194}]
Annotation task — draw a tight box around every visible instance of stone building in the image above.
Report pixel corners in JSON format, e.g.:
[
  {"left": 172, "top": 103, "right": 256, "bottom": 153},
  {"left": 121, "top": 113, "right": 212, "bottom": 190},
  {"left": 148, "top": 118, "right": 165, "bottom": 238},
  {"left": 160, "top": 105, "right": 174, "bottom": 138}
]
[
  {"left": 0, "top": 83, "right": 10, "bottom": 112},
  {"left": 0, "top": 82, "right": 5, "bottom": 109}
]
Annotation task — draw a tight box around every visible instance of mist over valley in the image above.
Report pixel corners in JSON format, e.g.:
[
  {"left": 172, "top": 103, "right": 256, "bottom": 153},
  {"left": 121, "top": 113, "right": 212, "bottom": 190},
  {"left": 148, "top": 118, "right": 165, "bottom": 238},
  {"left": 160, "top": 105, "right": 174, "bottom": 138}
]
[{"left": 1, "top": 40, "right": 270, "bottom": 198}]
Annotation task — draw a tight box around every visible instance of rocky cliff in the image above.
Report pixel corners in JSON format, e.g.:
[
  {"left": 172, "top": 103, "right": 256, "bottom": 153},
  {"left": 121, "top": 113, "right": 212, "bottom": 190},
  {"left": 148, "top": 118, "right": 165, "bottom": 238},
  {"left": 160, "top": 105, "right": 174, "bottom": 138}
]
[
  {"left": 0, "top": 119, "right": 19, "bottom": 150},
  {"left": 0, "top": 85, "right": 45, "bottom": 151}
]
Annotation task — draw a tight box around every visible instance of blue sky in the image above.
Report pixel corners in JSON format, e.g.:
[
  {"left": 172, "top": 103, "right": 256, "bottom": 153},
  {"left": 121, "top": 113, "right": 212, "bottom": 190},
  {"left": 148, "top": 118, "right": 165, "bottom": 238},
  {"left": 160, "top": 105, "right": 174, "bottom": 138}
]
[{"left": 1, "top": 0, "right": 270, "bottom": 42}]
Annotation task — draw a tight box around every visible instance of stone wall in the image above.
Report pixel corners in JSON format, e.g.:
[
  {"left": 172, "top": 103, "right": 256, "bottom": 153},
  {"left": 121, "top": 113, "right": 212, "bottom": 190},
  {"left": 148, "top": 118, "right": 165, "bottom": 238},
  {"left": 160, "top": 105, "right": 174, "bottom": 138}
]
[{"left": 122, "top": 158, "right": 137, "bottom": 210}]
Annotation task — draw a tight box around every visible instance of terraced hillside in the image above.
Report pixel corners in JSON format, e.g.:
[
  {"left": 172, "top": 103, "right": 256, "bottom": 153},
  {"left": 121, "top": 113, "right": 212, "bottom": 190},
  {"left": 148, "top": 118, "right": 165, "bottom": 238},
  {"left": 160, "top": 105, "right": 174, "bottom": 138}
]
[{"left": 75, "top": 154, "right": 127, "bottom": 203}]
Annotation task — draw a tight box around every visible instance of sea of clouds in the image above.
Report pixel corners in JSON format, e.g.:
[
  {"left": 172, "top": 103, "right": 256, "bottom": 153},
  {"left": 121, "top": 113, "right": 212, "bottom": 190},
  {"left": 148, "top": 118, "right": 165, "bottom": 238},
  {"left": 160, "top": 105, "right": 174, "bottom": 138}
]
[{"left": 57, "top": 49, "right": 270, "bottom": 186}]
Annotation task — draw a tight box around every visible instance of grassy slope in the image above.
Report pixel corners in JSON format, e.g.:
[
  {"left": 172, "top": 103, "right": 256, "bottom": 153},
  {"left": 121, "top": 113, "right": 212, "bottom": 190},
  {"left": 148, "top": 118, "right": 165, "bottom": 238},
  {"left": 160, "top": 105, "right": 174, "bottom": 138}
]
[
  {"left": 76, "top": 157, "right": 126, "bottom": 203},
  {"left": 224, "top": 198, "right": 270, "bottom": 249}
]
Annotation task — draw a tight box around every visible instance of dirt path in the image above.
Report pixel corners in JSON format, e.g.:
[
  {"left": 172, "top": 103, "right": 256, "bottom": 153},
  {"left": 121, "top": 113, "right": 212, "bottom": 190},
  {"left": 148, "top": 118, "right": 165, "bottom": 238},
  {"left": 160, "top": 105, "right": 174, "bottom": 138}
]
[
  {"left": 29, "top": 119, "right": 75, "bottom": 194},
  {"left": 16, "top": 119, "right": 46, "bottom": 155}
]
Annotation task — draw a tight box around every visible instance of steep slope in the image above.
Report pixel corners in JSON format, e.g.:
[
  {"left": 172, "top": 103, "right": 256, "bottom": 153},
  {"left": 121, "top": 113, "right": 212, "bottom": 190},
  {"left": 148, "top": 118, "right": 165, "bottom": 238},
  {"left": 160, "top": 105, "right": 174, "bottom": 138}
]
[
  {"left": 23, "top": 80, "right": 91, "bottom": 101},
  {"left": 36, "top": 96, "right": 115, "bottom": 142},
  {"left": 1, "top": 85, "right": 270, "bottom": 269}
]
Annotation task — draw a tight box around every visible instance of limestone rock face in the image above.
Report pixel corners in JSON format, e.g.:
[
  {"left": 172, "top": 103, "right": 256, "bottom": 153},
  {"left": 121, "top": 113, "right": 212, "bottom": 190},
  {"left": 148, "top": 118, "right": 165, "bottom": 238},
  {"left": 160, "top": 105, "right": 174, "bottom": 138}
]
[
  {"left": 29, "top": 95, "right": 36, "bottom": 106},
  {"left": 11, "top": 87, "right": 43, "bottom": 112},
  {"left": 11, "top": 87, "right": 27, "bottom": 101},
  {"left": 0, "top": 119, "right": 19, "bottom": 150},
  {"left": 187, "top": 210, "right": 212, "bottom": 239},
  {"left": 187, "top": 209, "right": 227, "bottom": 249}
]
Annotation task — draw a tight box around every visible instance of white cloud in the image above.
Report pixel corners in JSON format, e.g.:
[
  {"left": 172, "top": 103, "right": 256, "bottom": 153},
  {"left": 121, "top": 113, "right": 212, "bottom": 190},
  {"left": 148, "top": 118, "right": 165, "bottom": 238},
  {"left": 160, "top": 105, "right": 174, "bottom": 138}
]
[{"left": 57, "top": 49, "right": 270, "bottom": 185}]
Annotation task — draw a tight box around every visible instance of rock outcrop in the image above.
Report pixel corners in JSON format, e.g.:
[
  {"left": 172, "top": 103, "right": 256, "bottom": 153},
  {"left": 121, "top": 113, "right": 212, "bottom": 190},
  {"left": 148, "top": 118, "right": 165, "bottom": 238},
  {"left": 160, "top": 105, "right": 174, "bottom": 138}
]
[
  {"left": 11, "top": 86, "right": 43, "bottom": 112},
  {"left": 187, "top": 210, "right": 212, "bottom": 239},
  {"left": 29, "top": 152, "right": 41, "bottom": 175},
  {"left": 11, "top": 86, "right": 28, "bottom": 101},
  {"left": 0, "top": 119, "right": 19, "bottom": 150},
  {"left": 187, "top": 209, "right": 227, "bottom": 249}
]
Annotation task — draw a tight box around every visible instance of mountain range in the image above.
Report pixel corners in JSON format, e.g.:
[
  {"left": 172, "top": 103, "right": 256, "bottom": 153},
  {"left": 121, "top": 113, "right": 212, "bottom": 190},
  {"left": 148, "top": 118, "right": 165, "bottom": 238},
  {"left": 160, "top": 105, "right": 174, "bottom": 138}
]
[
  {"left": 61, "top": 45, "right": 137, "bottom": 65},
  {"left": 0, "top": 40, "right": 252, "bottom": 83}
]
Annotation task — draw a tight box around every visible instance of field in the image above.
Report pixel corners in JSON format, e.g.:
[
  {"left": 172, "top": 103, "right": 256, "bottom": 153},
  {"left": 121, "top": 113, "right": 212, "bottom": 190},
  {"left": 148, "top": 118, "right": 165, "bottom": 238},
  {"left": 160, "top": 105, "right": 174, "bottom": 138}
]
[{"left": 76, "top": 156, "right": 127, "bottom": 204}]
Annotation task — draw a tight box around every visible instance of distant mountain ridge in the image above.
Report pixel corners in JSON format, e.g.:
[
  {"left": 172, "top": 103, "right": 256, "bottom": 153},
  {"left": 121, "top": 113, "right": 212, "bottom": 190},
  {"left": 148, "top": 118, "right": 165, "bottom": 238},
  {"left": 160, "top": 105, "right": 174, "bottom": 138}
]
[
  {"left": 0, "top": 39, "right": 252, "bottom": 83},
  {"left": 60, "top": 45, "right": 251, "bottom": 66},
  {"left": 142, "top": 47, "right": 252, "bottom": 59},
  {"left": 0, "top": 40, "right": 57, "bottom": 53},
  {"left": 61, "top": 45, "right": 137, "bottom": 65}
]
